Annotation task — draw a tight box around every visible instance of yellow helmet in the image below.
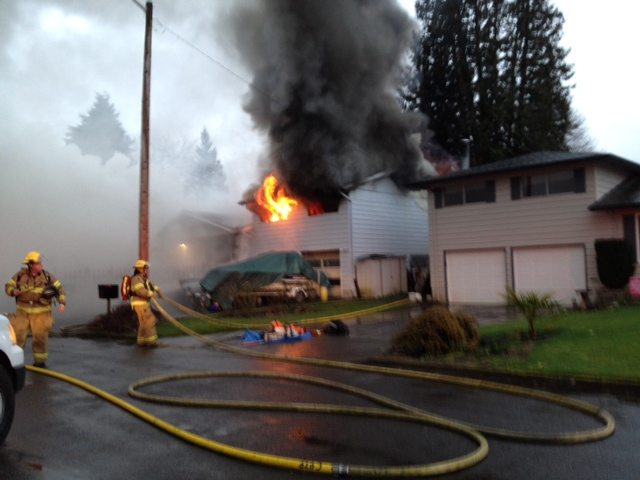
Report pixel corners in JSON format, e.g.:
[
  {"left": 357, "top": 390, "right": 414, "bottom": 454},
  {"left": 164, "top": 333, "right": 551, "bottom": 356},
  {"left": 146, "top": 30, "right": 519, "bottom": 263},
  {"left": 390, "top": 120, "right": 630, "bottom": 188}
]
[
  {"left": 23, "top": 251, "right": 42, "bottom": 264},
  {"left": 134, "top": 259, "right": 149, "bottom": 270}
]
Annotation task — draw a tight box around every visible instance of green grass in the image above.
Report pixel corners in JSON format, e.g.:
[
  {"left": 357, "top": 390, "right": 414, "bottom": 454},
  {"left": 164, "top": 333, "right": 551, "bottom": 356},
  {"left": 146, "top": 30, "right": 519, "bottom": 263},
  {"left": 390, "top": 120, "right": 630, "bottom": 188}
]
[
  {"left": 156, "top": 296, "right": 406, "bottom": 337},
  {"left": 473, "top": 305, "right": 640, "bottom": 381}
]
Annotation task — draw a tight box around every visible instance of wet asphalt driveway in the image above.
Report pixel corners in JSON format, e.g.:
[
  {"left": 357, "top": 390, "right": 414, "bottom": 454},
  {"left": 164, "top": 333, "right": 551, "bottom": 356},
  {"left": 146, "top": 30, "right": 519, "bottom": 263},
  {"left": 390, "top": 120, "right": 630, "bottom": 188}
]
[{"left": 1, "top": 311, "right": 639, "bottom": 479}]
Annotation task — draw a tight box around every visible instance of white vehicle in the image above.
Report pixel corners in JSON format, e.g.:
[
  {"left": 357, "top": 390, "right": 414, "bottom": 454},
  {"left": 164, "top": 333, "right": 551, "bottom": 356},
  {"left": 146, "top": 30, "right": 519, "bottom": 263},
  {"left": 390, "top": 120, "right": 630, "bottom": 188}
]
[{"left": 0, "top": 314, "right": 25, "bottom": 445}]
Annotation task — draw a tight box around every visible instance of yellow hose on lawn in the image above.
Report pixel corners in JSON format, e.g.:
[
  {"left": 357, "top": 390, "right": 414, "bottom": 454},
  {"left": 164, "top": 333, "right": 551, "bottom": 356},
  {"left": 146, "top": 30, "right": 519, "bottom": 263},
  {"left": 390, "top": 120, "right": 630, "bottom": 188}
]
[{"left": 167, "top": 296, "right": 409, "bottom": 330}]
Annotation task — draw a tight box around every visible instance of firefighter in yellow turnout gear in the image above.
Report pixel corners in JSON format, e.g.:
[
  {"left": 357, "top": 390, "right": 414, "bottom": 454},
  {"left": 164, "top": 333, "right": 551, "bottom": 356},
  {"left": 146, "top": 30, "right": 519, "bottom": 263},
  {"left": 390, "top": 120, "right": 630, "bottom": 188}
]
[
  {"left": 5, "top": 251, "right": 66, "bottom": 367},
  {"left": 130, "top": 260, "right": 161, "bottom": 348}
]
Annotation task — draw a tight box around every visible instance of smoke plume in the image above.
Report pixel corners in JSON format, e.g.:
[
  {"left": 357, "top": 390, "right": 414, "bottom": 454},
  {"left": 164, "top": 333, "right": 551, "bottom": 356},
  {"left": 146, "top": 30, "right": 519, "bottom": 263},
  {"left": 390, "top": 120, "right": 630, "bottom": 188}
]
[{"left": 226, "top": 0, "right": 427, "bottom": 200}]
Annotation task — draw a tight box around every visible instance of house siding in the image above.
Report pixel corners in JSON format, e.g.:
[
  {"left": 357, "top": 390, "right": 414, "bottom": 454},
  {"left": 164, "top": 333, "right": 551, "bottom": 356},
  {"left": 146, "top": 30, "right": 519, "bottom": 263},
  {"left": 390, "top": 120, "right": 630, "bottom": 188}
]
[
  {"left": 429, "top": 163, "right": 622, "bottom": 304},
  {"left": 248, "top": 202, "right": 354, "bottom": 297},
  {"left": 350, "top": 178, "right": 429, "bottom": 262},
  {"left": 248, "top": 177, "right": 429, "bottom": 298}
]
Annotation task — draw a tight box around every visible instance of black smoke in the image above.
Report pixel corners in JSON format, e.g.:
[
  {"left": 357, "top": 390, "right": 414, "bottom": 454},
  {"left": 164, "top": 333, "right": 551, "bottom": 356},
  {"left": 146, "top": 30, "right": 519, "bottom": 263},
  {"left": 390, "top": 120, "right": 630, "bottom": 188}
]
[{"left": 226, "top": 0, "right": 427, "bottom": 200}]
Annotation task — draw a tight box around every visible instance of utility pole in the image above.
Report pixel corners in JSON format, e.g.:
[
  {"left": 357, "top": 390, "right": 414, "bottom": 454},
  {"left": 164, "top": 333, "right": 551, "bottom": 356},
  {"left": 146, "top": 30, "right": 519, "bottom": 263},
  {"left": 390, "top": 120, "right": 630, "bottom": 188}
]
[{"left": 139, "top": 1, "right": 153, "bottom": 261}]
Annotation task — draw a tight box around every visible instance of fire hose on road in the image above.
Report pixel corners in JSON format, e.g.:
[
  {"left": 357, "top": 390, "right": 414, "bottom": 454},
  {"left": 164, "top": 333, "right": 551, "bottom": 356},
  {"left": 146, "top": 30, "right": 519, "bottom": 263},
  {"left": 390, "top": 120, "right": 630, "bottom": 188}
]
[{"left": 26, "top": 297, "right": 615, "bottom": 477}]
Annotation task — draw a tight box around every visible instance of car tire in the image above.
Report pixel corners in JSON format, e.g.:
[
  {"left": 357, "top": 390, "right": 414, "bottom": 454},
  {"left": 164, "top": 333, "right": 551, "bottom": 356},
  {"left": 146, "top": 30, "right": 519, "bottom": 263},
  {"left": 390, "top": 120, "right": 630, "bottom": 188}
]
[
  {"left": 0, "top": 366, "right": 16, "bottom": 446},
  {"left": 294, "top": 291, "right": 306, "bottom": 303}
]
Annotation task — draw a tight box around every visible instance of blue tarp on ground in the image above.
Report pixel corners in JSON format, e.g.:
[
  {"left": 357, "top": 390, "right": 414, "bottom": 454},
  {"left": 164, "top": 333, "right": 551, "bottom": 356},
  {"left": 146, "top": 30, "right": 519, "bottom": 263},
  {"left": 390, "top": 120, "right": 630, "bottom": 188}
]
[
  {"left": 199, "top": 251, "right": 331, "bottom": 306},
  {"left": 241, "top": 328, "right": 313, "bottom": 346}
]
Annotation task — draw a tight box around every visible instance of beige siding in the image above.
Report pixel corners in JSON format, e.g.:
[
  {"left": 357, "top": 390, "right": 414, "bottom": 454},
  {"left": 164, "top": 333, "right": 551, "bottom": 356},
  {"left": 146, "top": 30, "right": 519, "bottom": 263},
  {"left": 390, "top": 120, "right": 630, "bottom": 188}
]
[
  {"left": 429, "top": 164, "right": 622, "bottom": 303},
  {"left": 594, "top": 163, "right": 629, "bottom": 199}
]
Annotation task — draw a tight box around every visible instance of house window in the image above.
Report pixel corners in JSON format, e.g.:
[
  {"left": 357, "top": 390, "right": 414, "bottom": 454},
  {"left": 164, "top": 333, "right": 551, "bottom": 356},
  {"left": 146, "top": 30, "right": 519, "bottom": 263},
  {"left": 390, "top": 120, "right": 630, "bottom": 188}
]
[
  {"left": 524, "top": 174, "right": 547, "bottom": 197},
  {"left": 443, "top": 186, "right": 464, "bottom": 206},
  {"left": 465, "top": 182, "right": 489, "bottom": 203},
  {"left": 512, "top": 168, "right": 586, "bottom": 200},
  {"left": 434, "top": 181, "right": 495, "bottom": 208},
  {"left": 548, "top": 170, "right": 576, "bottom": 194}
]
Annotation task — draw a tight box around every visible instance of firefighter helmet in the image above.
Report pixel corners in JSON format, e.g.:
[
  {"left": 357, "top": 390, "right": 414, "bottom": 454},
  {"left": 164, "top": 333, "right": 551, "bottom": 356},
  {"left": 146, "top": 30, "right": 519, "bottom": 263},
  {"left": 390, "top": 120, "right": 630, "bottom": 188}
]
[
  {"left": 134, "top": 259, "right": 149, "bottom": 270},
  {"left": 23, "top": 251, "right": 42, "bottom": 264}
]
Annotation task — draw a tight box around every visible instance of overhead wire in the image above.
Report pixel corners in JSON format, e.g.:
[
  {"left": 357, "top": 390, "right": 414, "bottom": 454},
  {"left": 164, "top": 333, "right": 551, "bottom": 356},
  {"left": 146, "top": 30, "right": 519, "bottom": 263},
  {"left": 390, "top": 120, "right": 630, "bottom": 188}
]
[{"left": 126, "top": 0, "right": 280, "bottom": 107}]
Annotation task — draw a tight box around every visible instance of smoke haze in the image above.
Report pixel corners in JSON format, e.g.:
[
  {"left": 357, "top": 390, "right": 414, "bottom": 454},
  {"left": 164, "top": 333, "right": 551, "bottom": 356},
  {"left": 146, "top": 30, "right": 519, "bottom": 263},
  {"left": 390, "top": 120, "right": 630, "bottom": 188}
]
[
  {"left": 224, "top": 0, "right": 427, "bottom": 200},
  {"left": 0, "top": 0, "right": 260, "bottom": 324}
]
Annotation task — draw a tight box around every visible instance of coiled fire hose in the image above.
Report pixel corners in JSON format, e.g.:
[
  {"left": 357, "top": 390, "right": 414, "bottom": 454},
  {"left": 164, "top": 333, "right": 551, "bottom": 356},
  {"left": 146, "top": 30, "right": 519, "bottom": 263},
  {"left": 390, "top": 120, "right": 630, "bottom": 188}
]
[{"left": 26, "top": 297, "right": 615, "bottom": 477}]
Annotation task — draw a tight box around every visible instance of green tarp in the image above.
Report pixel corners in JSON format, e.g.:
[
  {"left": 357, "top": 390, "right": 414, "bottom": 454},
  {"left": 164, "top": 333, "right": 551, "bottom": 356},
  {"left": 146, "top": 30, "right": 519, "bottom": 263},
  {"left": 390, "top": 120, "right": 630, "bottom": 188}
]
[{"left": 200, "top": 251, "right": 330, "bottom": 305}]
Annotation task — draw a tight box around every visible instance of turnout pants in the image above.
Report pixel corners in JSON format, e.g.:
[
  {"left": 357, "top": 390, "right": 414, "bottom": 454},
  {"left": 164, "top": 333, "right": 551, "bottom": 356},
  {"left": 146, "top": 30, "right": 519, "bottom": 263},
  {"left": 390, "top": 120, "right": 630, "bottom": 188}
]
[
  {"left": 11, "top": 310, "right": 54, "bottom": 364},
  {"left": 133, "top": 304, "right": 158, "bottom": 346}
]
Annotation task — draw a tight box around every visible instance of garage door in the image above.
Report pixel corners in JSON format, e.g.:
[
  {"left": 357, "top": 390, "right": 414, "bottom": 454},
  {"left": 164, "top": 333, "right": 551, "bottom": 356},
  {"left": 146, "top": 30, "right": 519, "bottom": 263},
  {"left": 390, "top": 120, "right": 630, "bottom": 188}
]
[
  {"left": 513, "top": 246, "right": 586, "bottom": 304},
  {"left": 446, "top": 250, "right": 507, "bottom": 304}
]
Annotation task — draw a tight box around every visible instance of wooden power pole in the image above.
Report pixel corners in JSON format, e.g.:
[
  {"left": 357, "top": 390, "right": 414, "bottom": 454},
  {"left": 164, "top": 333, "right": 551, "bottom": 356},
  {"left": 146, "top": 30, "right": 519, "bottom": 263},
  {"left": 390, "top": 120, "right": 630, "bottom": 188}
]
[{"left": 139, "top": 1, "right": 153, "bottom": 261}]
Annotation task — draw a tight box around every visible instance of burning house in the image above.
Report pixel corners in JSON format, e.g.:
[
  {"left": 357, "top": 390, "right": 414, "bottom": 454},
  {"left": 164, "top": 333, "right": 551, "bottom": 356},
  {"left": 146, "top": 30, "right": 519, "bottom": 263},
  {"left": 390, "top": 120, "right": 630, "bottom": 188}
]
[
  {"left": 226, "top": 0, "right": 432, "bottom": 297},
  {"left": 241, "top": 172, "right": 428, "bottom": 298}
]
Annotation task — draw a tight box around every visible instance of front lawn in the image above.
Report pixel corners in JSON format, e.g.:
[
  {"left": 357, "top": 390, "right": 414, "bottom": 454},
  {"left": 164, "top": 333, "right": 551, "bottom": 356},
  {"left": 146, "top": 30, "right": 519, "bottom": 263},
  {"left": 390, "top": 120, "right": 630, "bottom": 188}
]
[
  {"left": 473, "top": 305, "right": 640, "bottom": 381},
  {"left": 156, "top": 296, "right": 406, "bottom": 337}
]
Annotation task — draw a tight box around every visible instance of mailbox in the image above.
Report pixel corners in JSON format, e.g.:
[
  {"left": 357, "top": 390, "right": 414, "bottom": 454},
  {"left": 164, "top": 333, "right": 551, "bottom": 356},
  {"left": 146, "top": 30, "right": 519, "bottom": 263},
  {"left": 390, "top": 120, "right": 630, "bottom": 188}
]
[{"left": 98, "top": 284, "right": 119, "bottom": 300}]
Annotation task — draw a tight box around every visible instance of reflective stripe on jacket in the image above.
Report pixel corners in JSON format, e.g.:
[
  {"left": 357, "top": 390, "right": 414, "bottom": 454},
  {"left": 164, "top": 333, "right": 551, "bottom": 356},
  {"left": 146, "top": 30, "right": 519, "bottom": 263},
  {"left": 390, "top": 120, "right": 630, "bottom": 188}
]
[
  {"left": 5, "top": 268, "right": 66, "bottom": 312},
  {"left": 130, "top": 274, "right": 156, "bottom": 308}
]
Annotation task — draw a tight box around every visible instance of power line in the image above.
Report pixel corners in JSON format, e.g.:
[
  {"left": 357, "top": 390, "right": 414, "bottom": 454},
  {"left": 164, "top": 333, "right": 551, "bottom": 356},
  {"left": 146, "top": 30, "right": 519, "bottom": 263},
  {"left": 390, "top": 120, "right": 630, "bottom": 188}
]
[{"left": 127, "top": 0, "right": 279, "bottom": 106}]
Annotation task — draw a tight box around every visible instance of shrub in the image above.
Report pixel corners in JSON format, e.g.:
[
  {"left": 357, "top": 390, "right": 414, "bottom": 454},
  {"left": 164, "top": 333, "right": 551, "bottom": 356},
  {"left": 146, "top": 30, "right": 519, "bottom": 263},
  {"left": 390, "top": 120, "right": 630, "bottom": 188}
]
[
  {"left": 453, "top": 310, "right": 480, "bottom": 351},
  {"left": 504, "top": 288, "right": 559, "bottom": 339},
  {"left": 89, "top": 303, "right": 139, "bottom": 334},
  {"left": 595, "top": 239, "right": 635, "bottom": 289},
  {"left": 391, "top": 306, "right": 479, "bottom": 357}
]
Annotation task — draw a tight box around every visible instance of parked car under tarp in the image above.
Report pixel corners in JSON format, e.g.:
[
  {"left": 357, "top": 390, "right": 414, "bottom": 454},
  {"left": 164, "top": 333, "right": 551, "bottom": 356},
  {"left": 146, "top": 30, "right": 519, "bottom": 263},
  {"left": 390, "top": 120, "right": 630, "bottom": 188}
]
[{"left": 200, "top": 251, "right": 331, "bottom": 308}]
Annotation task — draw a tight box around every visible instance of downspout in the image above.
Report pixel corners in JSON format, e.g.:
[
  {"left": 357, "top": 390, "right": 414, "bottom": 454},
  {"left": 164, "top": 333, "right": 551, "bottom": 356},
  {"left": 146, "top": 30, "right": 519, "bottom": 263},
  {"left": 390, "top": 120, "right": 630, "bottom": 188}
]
[{"left": 339, "top": 191, "right": 358, "bottom": 298}]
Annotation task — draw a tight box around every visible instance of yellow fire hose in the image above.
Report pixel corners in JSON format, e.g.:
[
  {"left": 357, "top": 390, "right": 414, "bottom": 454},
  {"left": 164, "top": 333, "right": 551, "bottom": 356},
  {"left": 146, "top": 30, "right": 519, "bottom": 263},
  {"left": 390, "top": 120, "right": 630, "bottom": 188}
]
[{"left": 25, "top": 297, "right": 615, "bottom": 477}]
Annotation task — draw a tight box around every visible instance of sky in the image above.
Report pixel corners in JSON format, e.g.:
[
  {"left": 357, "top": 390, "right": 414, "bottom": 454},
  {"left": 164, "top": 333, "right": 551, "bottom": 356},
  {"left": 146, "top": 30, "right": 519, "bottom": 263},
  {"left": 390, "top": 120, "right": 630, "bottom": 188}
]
[
  {"left": 398, "top": 0, "right": 640, "bottom": 160},
  {"left": 1, "top": 0, "right": 639, "bottom": 319}
]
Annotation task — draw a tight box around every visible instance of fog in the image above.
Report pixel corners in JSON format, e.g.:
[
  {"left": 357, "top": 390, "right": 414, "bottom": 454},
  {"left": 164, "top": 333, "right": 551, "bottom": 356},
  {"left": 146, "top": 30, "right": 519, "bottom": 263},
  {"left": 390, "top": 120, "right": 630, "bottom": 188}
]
[{"left": 0, "top": 0, "right": 265, "bottom": 324}]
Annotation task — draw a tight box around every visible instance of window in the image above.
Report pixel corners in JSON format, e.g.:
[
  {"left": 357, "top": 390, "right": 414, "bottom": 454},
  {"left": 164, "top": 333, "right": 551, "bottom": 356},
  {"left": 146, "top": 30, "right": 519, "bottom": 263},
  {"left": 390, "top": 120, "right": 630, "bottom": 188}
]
[
  {"left": 443, "top": 186, "right": 464, "bottom": 206},
  {"left": 524, "top": 174, "right": 547, "bottom": 197},
  {"left": 511, "top": 168, "right": 586, "bottom": 200},
  {"left": 548, "top": 170, "right": 575, "bottom": 194},
  {"left": 465, "top": 181, "right": 495, "bottom": 203},
  {"left": 434, "top": 181, "right": 495, "bottom": 208}
]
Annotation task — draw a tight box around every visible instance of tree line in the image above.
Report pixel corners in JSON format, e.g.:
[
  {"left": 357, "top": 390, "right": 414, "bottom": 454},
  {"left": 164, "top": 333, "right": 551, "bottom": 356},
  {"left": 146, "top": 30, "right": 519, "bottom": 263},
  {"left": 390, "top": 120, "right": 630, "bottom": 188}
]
[{"left": 405, "top": 0, "right": 594, "bottom": 166}]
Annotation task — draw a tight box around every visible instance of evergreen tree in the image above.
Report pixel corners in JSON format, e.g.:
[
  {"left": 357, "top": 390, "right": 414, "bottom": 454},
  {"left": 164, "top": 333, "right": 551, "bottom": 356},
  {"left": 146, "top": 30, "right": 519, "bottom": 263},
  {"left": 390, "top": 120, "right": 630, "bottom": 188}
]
[
  {"left": 191, "top": 128, "right": 226, "bottom": 192},
  {"left": 65, "top": 92, "right": 133, "bottom": 164},
  {"left": 409, "top": 0, "right": 577, "bottom": 165}
]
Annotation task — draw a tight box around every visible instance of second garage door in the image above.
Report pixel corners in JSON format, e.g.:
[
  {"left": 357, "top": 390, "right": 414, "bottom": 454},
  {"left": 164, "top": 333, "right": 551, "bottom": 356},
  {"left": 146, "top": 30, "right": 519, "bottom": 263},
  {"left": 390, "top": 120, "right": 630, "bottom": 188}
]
[
  {"left": 513, "top": 245, "right": 586, "bottom": 305},
  {"left": 446, "top": 250, "right": 507, "bottom": 304}
]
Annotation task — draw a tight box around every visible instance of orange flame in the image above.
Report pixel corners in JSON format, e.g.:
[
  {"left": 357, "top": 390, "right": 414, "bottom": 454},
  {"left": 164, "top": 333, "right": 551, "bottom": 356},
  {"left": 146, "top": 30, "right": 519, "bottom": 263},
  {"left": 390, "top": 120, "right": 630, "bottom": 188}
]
[{"left": 255, "top": 174, "right": 299, "bottom": 222}]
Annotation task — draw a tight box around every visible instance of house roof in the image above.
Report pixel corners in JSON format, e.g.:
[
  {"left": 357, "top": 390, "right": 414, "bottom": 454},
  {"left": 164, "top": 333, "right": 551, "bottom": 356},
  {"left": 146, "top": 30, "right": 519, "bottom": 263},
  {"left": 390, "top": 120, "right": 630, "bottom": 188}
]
[
  {"left": 589, "top": 176, "right": 640, "bottom": 211},
  {"left": 409, "top": 151, "right": 640, "bottom": 189}
]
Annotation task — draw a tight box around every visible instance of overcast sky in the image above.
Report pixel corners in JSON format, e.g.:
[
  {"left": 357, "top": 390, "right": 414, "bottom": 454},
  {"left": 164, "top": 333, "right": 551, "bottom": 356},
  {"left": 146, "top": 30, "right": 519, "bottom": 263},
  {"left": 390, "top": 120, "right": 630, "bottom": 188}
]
[
  {"left": 398, "top": 0, "right": 640, "bottom": 161},
  {"left": 1, "top": 0, "right": 639, "bottom": 317}
]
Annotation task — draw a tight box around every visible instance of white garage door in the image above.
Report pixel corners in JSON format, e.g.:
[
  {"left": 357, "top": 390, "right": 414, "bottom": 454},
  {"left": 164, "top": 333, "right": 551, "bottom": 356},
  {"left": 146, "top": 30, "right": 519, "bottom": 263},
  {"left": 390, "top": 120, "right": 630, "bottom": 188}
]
[
  {"left": 446, "top": 250, "right": 507, "bottom": 304},
  {"left": 513, "top": 246, "right": 586, "bottom": 304}
]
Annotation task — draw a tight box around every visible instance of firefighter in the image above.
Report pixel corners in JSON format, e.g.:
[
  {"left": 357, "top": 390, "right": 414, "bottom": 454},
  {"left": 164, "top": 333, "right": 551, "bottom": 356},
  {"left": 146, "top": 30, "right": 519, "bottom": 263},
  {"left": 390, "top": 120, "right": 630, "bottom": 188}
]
[
  {"left": 4, "top": 251, "right": 66, "bottom": 367},
  {"left": 130, "top": 259, "right": 161, "bottom": 348}
]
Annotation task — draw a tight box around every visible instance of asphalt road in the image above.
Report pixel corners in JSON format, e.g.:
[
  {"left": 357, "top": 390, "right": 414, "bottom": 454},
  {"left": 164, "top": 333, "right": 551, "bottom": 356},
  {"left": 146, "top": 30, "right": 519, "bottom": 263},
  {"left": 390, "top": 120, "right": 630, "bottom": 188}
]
[{"left": 1, "top": 311, "right": 639, "bottom": 479}]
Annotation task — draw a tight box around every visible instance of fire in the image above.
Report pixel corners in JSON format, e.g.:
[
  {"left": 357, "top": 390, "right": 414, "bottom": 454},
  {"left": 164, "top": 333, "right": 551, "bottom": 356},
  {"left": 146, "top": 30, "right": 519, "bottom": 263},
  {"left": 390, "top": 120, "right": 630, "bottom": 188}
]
[{"left": 255, "top": 174, "right": 299, "bottom": 222}]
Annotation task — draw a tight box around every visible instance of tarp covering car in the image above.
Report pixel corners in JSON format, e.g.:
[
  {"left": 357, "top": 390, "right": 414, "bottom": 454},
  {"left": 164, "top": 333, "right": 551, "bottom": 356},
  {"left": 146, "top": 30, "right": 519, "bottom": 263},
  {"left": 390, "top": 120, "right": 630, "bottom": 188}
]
[{"left": 200, "top": 251, "right": 331, "bottom": 306}]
